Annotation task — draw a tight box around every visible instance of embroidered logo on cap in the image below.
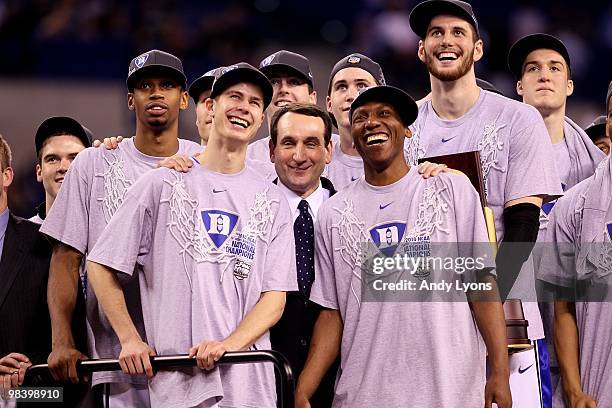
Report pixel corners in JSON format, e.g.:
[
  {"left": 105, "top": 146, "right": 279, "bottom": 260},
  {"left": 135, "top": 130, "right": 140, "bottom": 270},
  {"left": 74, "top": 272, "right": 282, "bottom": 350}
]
[
  {"left": 261, "top": 54, "right": 276, "bottom": 67},
  {"left": 222, "top": 65, "right": 239, "bottom": 75},
  {"left": 134, "top": 53, "right": 149, "bottom": 68},
  {"left": 347, "top": 56, "right": 361, "bottom": 64}
]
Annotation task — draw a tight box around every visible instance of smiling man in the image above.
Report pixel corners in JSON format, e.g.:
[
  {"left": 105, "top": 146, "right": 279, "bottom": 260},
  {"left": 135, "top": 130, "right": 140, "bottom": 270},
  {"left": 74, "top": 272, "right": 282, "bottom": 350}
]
[
  {"left": 30, "top": 116, "right": 92, "bottom": 224},
  {"left": 296, "top": 85, "right": 510, "bottom": 407},
  {"left": 406, "top": 1, "right": 563, "bottom": 406},
  {"left": 40, "top": 49, "right": 202, "bottom": 406},
  {"left": 246, "top": 51, "right": 320, "bottom": 175},
  {"left": 86, "top": 63, "right": 296, "bottom": 408},
  {"left": 324, "top": 53, "right": 385, "bottom": 190},
  {"left": 267, "top": 103, "right": 336, "bottom": 407}
]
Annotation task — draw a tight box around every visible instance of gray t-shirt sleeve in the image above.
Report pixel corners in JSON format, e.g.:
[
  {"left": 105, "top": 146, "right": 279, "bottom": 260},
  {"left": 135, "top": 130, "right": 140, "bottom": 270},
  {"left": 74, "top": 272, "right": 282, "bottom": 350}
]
[
  {"left": 40, "top": 148, "right": 92, "bottom": 254},
  {"left": 537, "top": 190, "right": 579, "bottom": 288},
  {"left": 506, "top": 114, "right": 563, "bottom": 203},
  {"left": 262, "top": 197, "right": 298, "bottom": 292},
  {"left": 87, "top": 172, "right": 156, "bottom": 275},
  {"left": 309, "top": 205, "right": 339, "bottom": 309}
]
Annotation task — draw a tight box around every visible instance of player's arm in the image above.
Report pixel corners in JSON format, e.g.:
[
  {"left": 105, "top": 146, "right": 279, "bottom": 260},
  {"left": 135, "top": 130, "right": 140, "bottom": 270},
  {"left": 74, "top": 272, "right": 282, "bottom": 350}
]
[
  {"left": 554, "top": 301, "right": 596, "bottom": 407},
  {"left": 46, "top": 243, "right": 88, "bottom": 383},
  {"left": 86, "top": 260, "right": 155, "bottom": 378},
  {"left": 469, "top": 278, "right": 512, "bottom": 408},
  {"left": 189, "top": 291, "right": 286, "bottom": 370},
  {"left": 295, "top": 309, "right": 342, "bottom": 408}
]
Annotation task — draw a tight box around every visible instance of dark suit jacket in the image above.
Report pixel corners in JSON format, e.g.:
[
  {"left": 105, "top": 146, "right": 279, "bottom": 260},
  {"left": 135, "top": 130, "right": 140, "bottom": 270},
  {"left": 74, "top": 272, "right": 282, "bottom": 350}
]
[
  {"left": 270, "top": 177, "right": 339, "bottom": 407},
  {"left": 0, "top": 213, "right": 53, "bottom": 364},
  {"left": 0, "top": 213, "right": 88, "bottom": 407}
]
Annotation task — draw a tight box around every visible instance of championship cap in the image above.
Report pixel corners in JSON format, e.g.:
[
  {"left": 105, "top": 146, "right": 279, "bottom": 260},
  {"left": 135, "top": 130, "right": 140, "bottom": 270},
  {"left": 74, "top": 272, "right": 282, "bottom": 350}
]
[
  {"left": 409, "top": 0, "right": 479, "bottom": 38},
  {"left": 188, "top": 67, "right": 225, "bottom": 104},
  {"left": 327, "top": 53, "right": 386, "bottom": 96},
  {"left": 350, "top": 85, "right": 418, "bottom": 128},
  {"left": 259, "top": 50, "right": 314, "bottom": 88},
  {"left": 35, "top": 116, "right": 92, "bottom": 156},
  {"left": 210, "top": 63, "right": 273, "bottom": 110},
  {"left": 126, "top": 49, "right": 187, "bottom": 92},
  {"left": 508, "top": 33, "right": 571, "bottom": 79},
  {"left": 584, "top": 115, "right": 607, "bottom": 141}
]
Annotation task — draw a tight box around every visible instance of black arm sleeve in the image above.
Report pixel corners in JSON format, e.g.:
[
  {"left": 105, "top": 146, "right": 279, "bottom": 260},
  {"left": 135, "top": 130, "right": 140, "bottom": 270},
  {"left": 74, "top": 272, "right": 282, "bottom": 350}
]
[{"left": 496, "top": 203, "right": 540, "bottom": 301}]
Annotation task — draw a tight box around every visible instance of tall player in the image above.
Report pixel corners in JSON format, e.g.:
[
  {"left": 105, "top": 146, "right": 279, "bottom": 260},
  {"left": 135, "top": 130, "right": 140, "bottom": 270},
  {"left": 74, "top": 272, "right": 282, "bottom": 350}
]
[
  {"left": 40, "top": 49, "right": 202, "bottom": 406},
  {"left": 324, "top": 53, "right": 385, "bottom": 190},
  {"left": 246, "top": 50, "right": 320, "bottom": 175},
  {"left": 508, "top": 33, "right": 605, "bottom": 398},
  {"left": 406, "top": 1, "right": 562, "bottom": 406},
  {"left": 297, "top": 85, "right": 511, "bottom": 407},
  {"left": 86, "top": 63, "right": 296, "bottom": 407}
]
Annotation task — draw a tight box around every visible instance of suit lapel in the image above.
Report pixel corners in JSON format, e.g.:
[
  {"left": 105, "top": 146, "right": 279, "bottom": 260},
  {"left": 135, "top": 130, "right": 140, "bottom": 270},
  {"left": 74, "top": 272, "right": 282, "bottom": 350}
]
[{"left": 0, "top": 214, "right": 26, "bottom": 310}]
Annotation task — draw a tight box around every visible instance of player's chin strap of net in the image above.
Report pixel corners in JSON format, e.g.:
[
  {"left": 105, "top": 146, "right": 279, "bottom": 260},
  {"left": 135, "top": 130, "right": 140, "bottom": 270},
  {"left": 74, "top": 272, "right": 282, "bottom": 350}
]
[{"left": 24, "top": 350, "right": 295, "bottom": 408}]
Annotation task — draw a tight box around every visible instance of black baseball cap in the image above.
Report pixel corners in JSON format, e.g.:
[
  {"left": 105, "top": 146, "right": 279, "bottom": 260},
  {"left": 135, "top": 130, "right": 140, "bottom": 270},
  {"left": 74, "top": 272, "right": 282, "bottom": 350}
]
[
  {"left": 327, "top": 53, "right": 386, "bottom": 96},
  {"left": 607, "top": 81, "right": 612, "bottom": 111},
  {"left": 35, "top": 116, "right": 93, "bottom": 156},
  {"left": 126, "top": 49, "right": 187, "bottom": 92},
  {"left": 350, "top": 86, "right": 418, "bottom": 128},
  {"left": 188, "top": 67, "right": 224, "bottom": 104},
  {"left": 259, "top": 50, "right": 314, "bottom": 88},
  {"left": 210, "top": 63, "right": 273, "bottom": 110},
  {"left": 476, "top": 78, "right": 503, "bottom": 96},
  {"left": 584, "top": 115, "right": 607, "bottom": 141},
  {"left": 508, "top": 34, "right": 571, "bottom": 79},
  {"left": 409, "top": 0, "right": 479, "bottom": 39}
]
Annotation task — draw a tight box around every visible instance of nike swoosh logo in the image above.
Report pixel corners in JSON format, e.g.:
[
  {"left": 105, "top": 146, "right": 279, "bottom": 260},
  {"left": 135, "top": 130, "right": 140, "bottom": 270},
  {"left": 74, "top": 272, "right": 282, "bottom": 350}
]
[
  {"left": 518, "top": 363, "right": 534, "bottom": 374},
  {"left": 212, "top": 188, "right": 226, "bottom": 194},
  {"left": 441, "top": 136, "right": 455, "bottom": 143},
  {"left": 351, "top": 176, "right": 359, "bottom": 181},
  {"left": 379, "top": 202, "right": 393, "bottom": 210}
]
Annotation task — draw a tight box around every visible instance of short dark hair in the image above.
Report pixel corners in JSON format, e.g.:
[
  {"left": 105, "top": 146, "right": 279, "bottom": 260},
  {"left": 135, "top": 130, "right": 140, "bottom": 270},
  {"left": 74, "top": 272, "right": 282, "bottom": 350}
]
[
  {"left": 270, "top": 103, "right": 332, "bottom": 146},
  {"left": 0, "top": 134, "right": 12, "bottom": 171}
]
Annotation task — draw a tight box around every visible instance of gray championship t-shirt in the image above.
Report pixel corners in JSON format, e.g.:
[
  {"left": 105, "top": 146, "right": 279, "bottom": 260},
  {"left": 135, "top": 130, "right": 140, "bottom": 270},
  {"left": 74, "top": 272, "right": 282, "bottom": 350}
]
[
  {"left": 40, "top": 137, "right": 202, "bottom": 387},
  {"left": 406, "top": 90, "right": 563, "bottom": 339},
  {"left": 323, "top": 138, "right": 364, "bottom": 191},
  {"left": 538, "top": 157, "right": 612, "bottom": 407},
  {"left": 88, "top": 164, "right": 297, "bottom": 408},
  {"left": 310, "top": 167, "right": 496, "bottom": 407}
]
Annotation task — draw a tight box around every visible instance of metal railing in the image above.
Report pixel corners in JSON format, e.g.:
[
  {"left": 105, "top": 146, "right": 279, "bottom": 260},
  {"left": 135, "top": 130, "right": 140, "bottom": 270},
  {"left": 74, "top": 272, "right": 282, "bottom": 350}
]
[{"left": 24, "top": 350, "right": 294, "bottom": 408}]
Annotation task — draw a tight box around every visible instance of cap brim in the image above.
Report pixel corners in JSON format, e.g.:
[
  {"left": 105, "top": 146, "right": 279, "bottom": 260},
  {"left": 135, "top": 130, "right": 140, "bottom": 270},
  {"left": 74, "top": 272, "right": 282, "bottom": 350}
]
[
  {"left": 127, "top": 65, "right": 187, "bottom": 91},
  {"left": 350, "top": 86, "right": 418, "bottom": 127},
  {"left": 211, "top": 68, "right": 273, "bottom": 110},
  {"left": 259, "top": 64, "right": 313, "bottom": 87},
  {"left": 188, "top": 76, "right": 215, "bottom": 102},
  {"left": 508, "top": 34, "right": 570, "bottom": 79},
  {"left": 409, "top": 0, "right": 477, "bottom": 38},
  {"left": 35, "top": 117, "right": 92, "bottom": 154},
  {"left": 585, "top": 123, "right": 606, "bottom": 141}
]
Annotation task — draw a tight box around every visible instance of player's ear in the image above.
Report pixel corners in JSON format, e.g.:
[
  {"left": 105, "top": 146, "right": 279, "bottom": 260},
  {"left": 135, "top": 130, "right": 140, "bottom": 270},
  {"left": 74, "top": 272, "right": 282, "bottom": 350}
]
[
  {"left": 309, "top": 90, "right": 317, "bottom": 105},
  {"left": 2, "top": 166, "right": 14, "bottom": 188},
  {"left": 566, "top": 79, "right": 574, "bottom": 97},
  {"left": 417, "top": 40, "right": 426, "bottom": 63},
  {"left": 473, "top": 39, "right": 484, "bottom": 62},
  {"left": 127, "top": 93, "right": 135, "bottom": 110},
  {"left": 205, "top": 98, "right": 215, "bottom": 117},
  {"left": 326, "top": 95, "right": 332, "bottom": 113},
  {"left": 404, "top": 127, "right": 412, "bottom": 140},
  {"left": 36, "top": 163, "right": 42, "bottom": 183},
  {"left": 516, "top": 80, "right": 524, "bottom": 96},
  {"left": 179, "top": 90, "right": 189, "bottom": 110}
]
